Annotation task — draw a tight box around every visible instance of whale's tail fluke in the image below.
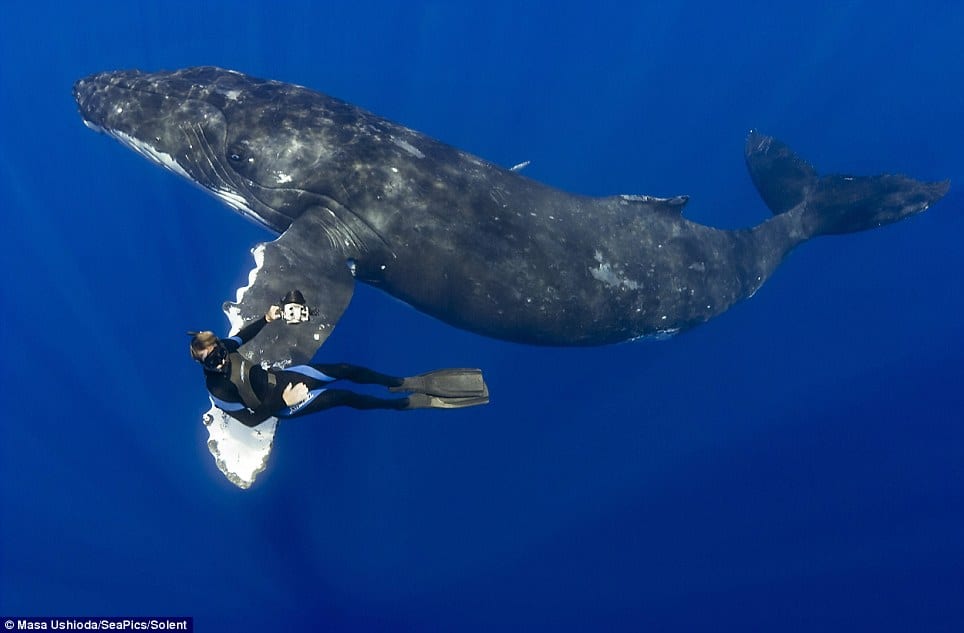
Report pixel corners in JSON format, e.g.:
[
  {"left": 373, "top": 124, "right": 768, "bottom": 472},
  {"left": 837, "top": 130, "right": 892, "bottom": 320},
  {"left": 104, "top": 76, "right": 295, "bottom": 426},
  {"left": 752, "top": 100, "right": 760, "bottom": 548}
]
[{"left": 744, "top": 130, "right": 949, "bottom": 238}]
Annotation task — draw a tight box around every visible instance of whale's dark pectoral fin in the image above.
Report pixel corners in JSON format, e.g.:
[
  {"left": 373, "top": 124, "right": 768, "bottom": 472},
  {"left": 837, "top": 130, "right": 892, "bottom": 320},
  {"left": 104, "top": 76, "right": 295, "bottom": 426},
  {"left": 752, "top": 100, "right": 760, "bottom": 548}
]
[
  {"left": 223, "top": 212, "right": 356, "bottom": 366},
  {"left": 745, "top": 130, "right": 950, "bottom": 237}
]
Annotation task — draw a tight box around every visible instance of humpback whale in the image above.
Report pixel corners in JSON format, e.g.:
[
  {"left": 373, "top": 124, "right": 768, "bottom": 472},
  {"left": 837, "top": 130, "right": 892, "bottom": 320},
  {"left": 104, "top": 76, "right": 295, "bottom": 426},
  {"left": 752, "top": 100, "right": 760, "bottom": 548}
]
[{"left": 73, "top": 67, "right": 949, "bottom": 366}]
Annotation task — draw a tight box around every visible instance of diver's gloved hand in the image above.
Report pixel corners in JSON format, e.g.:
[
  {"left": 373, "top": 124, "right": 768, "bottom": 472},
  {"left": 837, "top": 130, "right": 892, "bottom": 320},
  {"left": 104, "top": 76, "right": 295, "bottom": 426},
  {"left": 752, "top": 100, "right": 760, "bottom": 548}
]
[
  {"left": 265, "top": 305, "right": 282, "bottom": 322},
  {"left": 282, "top": 382, "right": 310, "bottom": 406}
]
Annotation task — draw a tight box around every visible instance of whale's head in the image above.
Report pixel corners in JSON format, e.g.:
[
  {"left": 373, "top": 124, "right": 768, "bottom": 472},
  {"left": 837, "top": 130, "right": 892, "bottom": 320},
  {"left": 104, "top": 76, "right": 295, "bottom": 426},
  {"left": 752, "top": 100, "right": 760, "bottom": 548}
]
[{"left": 73, "top": 67, "right": 334, "bottom": 233}]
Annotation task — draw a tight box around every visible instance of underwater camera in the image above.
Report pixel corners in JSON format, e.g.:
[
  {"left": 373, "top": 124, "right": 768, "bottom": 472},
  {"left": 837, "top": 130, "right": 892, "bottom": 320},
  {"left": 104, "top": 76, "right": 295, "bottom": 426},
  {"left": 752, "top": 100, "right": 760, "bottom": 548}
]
[{"left": 282, "top": 289, "right": 310, "bottom": 324}]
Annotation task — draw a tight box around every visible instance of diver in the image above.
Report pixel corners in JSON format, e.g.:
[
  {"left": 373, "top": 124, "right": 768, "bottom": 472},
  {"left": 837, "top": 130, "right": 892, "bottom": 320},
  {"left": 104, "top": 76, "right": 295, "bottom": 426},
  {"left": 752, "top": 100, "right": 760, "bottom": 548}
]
[{"left": 190, "top": 301, "right": 488, "bottom": 427}]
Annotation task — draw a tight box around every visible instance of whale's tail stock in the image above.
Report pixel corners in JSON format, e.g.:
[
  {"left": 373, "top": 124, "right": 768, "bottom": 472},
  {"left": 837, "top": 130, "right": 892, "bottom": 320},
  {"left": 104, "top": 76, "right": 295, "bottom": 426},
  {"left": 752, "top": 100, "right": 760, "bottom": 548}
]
[{"left": 744, "top": 130, "right": 949, "bottom": 239}]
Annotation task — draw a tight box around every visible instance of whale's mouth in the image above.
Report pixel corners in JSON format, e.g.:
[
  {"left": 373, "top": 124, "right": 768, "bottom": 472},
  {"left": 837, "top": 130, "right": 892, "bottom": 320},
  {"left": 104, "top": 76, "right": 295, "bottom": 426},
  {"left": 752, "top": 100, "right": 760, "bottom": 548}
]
[
  {"left": 96, "top": 115, "right": 266, "bottom": 229},
  {"left": 104, "top": 127, "right": 194, "bottom": 181},
  {"left": 73, "top": 76, "right": 195, "bottom": 183}
]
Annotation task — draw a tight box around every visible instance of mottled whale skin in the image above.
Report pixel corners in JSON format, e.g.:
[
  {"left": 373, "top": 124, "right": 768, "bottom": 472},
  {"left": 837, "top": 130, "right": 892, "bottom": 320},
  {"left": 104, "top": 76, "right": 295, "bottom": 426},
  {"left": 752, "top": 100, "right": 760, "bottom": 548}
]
[{"left": 73, "top": 67, "right": 949, "bottom": 348}]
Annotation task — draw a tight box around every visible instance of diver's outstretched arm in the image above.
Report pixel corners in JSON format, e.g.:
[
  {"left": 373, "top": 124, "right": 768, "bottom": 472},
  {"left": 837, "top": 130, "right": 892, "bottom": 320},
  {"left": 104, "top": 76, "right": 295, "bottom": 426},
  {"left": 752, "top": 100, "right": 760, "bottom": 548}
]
[{"left": 231, "top": 307, "right": 282, "bottom": 345}]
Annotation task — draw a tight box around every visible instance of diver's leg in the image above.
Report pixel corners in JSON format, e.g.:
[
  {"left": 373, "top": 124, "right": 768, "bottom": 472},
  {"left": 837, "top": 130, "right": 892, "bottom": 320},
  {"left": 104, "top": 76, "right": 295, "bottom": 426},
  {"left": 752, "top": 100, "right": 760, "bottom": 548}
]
[
  {"left": 284, "top": 389, "right": 409, "bottom": 418},
  {"left": 306, "top": 363, "right": 404, "bottom": 388}
]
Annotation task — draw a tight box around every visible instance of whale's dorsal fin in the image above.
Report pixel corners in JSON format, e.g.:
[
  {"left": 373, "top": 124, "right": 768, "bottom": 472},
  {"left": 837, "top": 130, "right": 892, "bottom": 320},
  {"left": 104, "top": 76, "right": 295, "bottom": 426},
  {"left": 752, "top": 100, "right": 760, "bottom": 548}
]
[{"left": 614, "top": 194, "right": 690, "bottom": 216}]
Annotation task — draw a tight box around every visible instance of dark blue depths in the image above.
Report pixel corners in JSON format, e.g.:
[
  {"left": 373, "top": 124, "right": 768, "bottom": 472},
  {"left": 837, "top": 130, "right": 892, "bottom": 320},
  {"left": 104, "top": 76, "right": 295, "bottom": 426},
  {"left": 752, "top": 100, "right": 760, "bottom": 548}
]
[{"left": 1, "top": 2, "right": 962, "bottom": 631}]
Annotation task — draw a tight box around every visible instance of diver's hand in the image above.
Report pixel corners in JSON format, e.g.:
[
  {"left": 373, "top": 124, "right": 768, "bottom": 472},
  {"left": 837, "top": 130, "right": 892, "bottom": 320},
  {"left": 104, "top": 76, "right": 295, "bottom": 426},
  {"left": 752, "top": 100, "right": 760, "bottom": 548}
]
[
  {"left": 265, "top": 305, "right": 282, "bottom": 322},
  {"left": 282, "top": 382, "right": 310, "bottom": 406}
]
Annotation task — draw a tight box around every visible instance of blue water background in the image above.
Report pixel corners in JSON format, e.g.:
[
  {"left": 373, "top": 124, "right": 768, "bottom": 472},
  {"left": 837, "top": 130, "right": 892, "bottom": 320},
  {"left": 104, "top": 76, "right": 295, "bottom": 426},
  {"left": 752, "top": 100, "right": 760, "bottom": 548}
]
[{"left": 1, "top": 2, "right": 962, "bottom": 631}]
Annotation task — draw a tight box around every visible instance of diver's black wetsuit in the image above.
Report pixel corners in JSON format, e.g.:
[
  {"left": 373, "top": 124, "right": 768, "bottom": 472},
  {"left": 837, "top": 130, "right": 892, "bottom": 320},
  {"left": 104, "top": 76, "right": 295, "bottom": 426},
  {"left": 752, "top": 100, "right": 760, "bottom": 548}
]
[{"left": 205, "top": 317, "right": 408, "bottom": 427}]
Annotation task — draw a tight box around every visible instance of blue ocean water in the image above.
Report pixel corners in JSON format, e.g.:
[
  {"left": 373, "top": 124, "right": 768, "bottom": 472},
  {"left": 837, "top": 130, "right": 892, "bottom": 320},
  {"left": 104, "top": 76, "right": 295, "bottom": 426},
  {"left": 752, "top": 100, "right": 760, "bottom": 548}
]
[{"left": 1, "top": 1, "right": 962, "bottom": 631}]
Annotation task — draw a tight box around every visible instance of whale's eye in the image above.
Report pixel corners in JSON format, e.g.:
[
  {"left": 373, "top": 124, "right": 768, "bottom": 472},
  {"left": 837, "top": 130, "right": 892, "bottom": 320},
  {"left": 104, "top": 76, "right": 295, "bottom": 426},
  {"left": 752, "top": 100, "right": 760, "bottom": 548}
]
[{"left": 226, "top": 142, "right": 249, "bottom": 163}]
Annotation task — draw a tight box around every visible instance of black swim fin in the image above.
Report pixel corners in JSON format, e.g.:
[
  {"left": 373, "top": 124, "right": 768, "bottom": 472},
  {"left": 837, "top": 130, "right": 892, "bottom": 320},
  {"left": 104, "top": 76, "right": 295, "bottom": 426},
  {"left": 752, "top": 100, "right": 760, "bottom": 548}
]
[
  {"left": 391, "top": 368, "right": 487, "bottom": 398},
  {"left": 404, "top": 382, "right": 490, "bottom": 410}
]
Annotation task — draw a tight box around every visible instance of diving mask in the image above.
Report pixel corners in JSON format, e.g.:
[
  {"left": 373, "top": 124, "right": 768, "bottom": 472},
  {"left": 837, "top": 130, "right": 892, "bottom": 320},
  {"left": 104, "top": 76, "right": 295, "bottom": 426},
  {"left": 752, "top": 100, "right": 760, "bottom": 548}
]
[{"left": 202, "top": 342, "right": 230, "bottom": 372}]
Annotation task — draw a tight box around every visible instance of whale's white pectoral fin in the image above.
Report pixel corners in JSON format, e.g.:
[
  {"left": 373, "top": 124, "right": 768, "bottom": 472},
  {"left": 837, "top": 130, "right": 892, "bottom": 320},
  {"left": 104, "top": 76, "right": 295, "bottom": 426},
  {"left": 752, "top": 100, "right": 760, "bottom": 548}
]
[
  {"left": 222, "top": 210, "right": 357, "bottom": 367},
  {"left": 203, "top": 211, "right": 357, "bottom": 488},
  {"left": 202, "top": 403, "right": 278, "bottom": 489}
]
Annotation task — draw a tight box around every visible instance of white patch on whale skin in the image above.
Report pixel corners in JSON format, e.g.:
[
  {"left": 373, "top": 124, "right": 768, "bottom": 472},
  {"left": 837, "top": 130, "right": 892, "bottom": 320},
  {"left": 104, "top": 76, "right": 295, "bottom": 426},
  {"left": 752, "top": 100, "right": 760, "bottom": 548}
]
[
  {"left": 109, "top": 129, "right": 191, "bottom": 180},
  {"left": 630, "top": 328, "right": 680, "bottom": 342},
  {"left": 510, "top": 160, "right": 531, "bottom": 172},
  {"left": 212, "top": 186, "right": 273, "bottom": 231},
  {"left": 746, "top": 274, "right": 765, "bottom": 299},
  {"left": 275, "top": 172, "right": 293, "bottom": 184},
  {"left": 214, "top": 187, "right": 254, "bottom": 214},
  {"left": 590, "top": 250, "right": 642, "bottom": 291},
  {"left": 226, "top": 244, "right": 266, "bottom": 335},
  {"left": 391, "top": 136, "right": 425, "bottom": 159}
]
